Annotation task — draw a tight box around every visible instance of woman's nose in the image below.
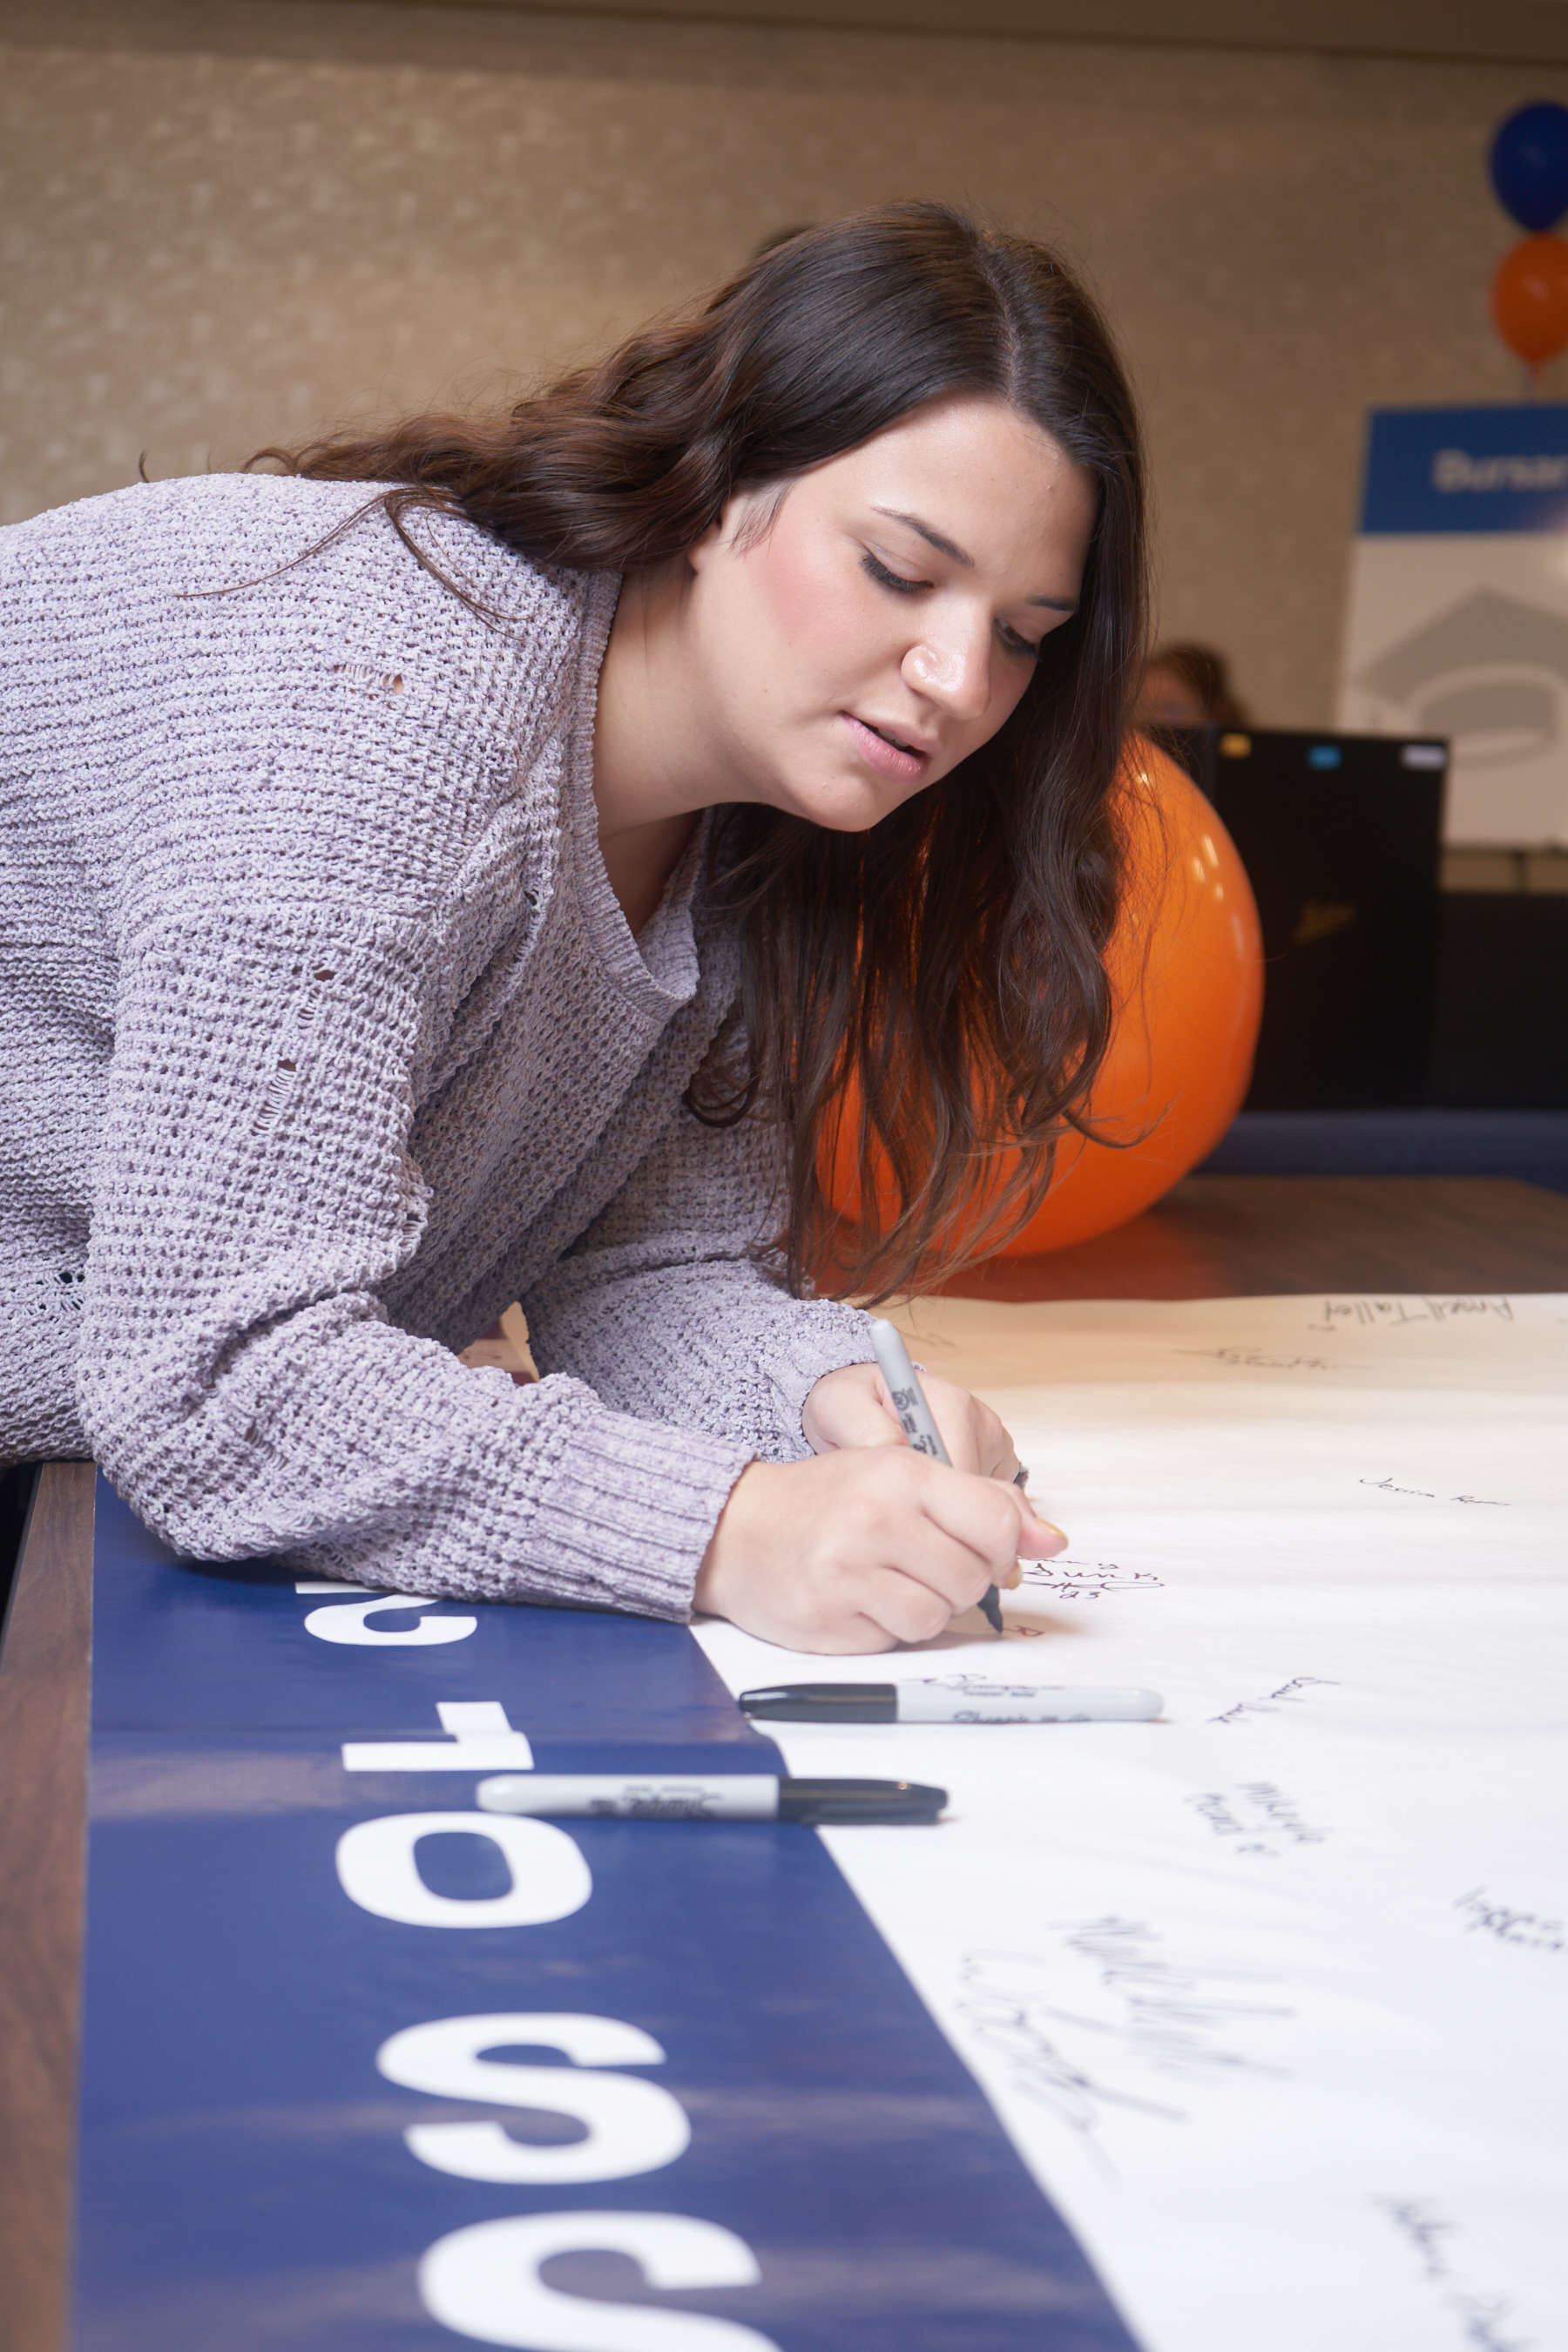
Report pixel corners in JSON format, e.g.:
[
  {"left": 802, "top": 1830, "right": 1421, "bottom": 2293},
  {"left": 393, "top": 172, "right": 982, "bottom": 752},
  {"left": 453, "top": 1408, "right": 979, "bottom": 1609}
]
[{"left": 902, "top": 624, "right": 992, "bottom": 722}]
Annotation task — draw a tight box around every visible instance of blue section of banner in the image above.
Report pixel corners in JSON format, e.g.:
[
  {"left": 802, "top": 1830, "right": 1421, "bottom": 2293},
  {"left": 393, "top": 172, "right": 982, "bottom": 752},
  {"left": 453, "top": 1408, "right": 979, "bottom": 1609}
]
[
  {"left": 90, "top": 1483, "right": 773, "bottom": 1751},
  {"left": 74, "top": 1477, "right": 1141, "bottom": 2351},
  {"left": 1358, "top": 404, "right": 1568, "bottom": 535}
]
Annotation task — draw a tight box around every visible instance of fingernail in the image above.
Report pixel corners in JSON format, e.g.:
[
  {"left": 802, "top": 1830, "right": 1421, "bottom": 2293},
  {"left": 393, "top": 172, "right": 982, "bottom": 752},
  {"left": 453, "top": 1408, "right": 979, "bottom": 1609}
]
[
  {"left": 1002, "top": 1562, "right": 1024, "bottom": 1590},
  {"left": 1021, "top": 1519, "right": 1068, "bottom": 1558}
]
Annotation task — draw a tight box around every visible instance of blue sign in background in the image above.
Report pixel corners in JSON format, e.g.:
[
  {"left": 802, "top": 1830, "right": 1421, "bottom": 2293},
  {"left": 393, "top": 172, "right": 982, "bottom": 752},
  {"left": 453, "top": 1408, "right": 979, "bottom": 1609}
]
[
  {"left": 75, "top": 1475, "right": 1141, "bottom": 2351},
  {"left": 1359, "top": 404, "right": 1568, "bottom": 536}
]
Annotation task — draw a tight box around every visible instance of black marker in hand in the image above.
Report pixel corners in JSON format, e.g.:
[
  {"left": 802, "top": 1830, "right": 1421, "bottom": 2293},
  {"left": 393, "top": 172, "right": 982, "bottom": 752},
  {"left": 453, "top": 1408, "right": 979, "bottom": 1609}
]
[{"left": 868, "top": 1318, "right": 1006, "bottom": 1634}]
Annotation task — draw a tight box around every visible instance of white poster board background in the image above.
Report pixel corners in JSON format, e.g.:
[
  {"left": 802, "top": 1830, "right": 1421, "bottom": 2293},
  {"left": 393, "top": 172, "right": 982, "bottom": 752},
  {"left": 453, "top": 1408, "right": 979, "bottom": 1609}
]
[
  {"left": 697, "top": 1293, "right": 1568, "bottom": 2352},
  {"left": 1337, "top": 406, "right": 1568, "bottom": 847}
]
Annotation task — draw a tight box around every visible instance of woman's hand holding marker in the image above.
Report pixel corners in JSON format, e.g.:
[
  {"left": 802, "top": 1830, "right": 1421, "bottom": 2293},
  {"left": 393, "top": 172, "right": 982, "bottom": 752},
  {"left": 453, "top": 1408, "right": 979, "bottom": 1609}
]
[
  {"left": 801, "top": 1359, "right": 1019, "bottom": 1481},
  {"left": 693, "top": 1444, "right": 1067, "bottom": 1656},
  {"left": 696, "top": 1335, "right": 1067, "bottom": 1656}
]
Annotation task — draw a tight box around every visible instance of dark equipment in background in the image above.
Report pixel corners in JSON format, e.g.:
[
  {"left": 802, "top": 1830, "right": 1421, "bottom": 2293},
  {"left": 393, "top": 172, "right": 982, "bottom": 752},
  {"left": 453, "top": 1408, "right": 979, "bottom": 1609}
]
[
  {"left": 1431, "top": 892, "right": 1568, "bottom": 1108},
  {"left": 1162, "top": 725, "right": 1568, "bottom": 1114},
  {"left": 1162, "top": 727, "right": 1446, "bottom": 1109}
]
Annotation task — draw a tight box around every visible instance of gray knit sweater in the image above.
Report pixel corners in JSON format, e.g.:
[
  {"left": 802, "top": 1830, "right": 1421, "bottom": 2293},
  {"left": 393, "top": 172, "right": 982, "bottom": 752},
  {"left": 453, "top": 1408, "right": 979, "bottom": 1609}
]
[{"left": 0, "top": 474, "right": 872, "bottom": 1619}]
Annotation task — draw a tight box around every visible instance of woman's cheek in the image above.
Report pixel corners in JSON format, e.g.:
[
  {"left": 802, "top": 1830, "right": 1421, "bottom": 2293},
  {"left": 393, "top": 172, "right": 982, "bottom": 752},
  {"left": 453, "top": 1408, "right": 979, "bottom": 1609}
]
[
  {"left": 952, "top": 652, "right": 1033, "bottom": 763},
  {"left": 755, "top": 527, "right": 871, "bottom": 669},
  {"left": 991, "top": 659, "right": 1036, "bottom": 736}
]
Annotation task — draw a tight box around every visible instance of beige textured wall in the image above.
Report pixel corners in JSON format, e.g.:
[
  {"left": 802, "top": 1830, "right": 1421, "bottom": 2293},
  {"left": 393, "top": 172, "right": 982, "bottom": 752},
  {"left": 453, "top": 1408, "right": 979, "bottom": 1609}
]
[{"left": 1, "top": 0, "right": 1562, "bottom": 727}]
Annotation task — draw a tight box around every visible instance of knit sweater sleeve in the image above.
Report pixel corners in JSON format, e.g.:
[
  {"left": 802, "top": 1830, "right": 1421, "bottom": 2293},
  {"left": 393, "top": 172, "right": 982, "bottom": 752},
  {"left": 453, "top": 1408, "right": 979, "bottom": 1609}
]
[
  {"left": 518, "top": 1027, "right": 876, "bottom": 1458},
  {"left": 78, "top": 900, "right": 751, "bottom": 1619}
]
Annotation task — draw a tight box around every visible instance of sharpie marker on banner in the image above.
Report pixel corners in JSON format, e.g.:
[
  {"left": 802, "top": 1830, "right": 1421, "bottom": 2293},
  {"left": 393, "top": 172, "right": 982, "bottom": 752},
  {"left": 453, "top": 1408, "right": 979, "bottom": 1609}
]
[
  {"left": 740, "top": 1680, "right": 1165, "bottom": 1724},
  {"left": 476, "top": 1773, "right": 947, "bottom": 1824},
  {"left": 868, "top": 1315, "right": 1005, "bottom": 1634}
]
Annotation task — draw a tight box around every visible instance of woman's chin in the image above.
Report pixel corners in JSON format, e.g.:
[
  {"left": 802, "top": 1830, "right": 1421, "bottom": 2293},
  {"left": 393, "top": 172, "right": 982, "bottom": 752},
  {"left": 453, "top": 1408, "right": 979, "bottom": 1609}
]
[{"left": 768, "top": 766, "right": 926, "bottom": 834}]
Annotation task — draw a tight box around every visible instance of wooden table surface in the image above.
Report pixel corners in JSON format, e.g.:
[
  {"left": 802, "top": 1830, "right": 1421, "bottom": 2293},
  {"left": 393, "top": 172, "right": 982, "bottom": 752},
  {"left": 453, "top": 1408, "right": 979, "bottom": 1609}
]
[
  {"left": 933, "top": 1172, "right": 1568, "bottom": 1301},
  {"left": 3, "top": 1173, "right": 1567, "bottom": 2352}
]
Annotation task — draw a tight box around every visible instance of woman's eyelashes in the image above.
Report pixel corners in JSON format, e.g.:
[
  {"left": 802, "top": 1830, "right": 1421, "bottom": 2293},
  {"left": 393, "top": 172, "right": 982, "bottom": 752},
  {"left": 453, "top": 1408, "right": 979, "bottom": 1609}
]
[
  {"left": 862, "top": 551, "right": 925, "bottom": 596},
  {"left": 861, "top": 551, "right": 1043, "bottom": 662}
]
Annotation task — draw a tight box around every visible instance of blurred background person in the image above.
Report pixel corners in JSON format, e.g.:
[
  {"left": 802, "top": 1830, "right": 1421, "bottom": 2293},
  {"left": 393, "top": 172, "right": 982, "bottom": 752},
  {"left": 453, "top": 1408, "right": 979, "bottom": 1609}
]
[{"left": 1136, "top": 640, "right": 1248, "bottom": 731}]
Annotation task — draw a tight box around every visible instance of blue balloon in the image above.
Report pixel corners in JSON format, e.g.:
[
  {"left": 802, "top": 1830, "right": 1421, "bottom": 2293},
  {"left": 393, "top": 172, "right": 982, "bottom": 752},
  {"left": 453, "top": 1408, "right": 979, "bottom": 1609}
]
[{"left": 1490, "top": 102, "right": 1568, "bottom": 231}]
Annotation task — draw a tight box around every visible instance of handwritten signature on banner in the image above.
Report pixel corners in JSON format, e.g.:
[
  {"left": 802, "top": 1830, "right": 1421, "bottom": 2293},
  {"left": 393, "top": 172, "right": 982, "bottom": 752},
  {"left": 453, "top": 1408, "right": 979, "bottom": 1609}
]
[
  {"left": 1311, "top": 1296, "right": 1515, "bottom": 1331},
  {"left": 1380, "top": 2199, "right": 1534, "bottom": 2352},
  {"left": 1017, "top": 1560, "right": 1165, "bottom": 1601},
  {"left": 956, "top": 1927, "right": 1291, "bottom": 2178},
  {"left": 1361, "top": 1475, "right": 1510, "bottom": 1506},
  {"left": 1186, "top": 1782, "right": 1330, "bottom": 1859},
  {"left": 1455, "top": 1888, "right": 1565, "bottom": 1957},
  {"left": 1210, "top": 1675, "right": 1339, "bottom": 1727},
  {"left": 1174, "top": 1347, "right": 1344, "bottom": 1373}
]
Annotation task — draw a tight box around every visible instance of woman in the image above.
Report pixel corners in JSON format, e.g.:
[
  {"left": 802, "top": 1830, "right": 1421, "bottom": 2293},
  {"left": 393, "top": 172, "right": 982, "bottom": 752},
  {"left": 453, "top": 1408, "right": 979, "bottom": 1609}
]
[{"left": 0, "top": 203, "right": 1145, "bottom": 1653}]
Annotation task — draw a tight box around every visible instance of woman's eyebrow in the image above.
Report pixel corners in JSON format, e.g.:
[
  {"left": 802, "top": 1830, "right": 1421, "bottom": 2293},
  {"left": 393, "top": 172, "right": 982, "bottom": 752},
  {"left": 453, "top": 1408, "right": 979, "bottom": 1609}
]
[
  {"left": 870, "top": 504, "right": 1077, "bottom": 613},
  {"left": 871, "top": 504, "right": 972, "bottom": 567}
]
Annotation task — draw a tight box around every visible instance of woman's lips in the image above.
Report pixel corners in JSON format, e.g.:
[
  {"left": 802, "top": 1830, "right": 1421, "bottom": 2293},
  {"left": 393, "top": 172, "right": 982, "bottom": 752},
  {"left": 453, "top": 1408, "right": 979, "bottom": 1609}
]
[{"left": 841, "top": 713, "right": 930, "bottom": 785}]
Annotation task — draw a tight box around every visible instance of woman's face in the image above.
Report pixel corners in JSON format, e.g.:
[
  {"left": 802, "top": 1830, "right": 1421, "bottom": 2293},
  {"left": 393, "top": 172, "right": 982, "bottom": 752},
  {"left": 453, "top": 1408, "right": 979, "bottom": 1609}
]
[{"left": 684, "top": 393, "right": 1098, "bottom": 831}]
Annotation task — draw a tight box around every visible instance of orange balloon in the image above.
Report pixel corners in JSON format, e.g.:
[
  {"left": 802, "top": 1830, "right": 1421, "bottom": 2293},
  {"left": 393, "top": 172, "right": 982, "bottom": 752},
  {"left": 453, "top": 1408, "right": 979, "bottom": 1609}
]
[
  {"left": 822, "top": 740, "right": 1263, "bottom": 1267},
  {"left": 1490, "top": 233, "right": 1568, "bottom": 364}
]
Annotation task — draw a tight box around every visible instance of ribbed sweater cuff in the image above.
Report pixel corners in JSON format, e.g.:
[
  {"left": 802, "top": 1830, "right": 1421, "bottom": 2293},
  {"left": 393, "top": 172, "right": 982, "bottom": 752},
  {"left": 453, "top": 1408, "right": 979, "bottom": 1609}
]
[
  {"left": 524, "top": 1402, "right": 753, "bottom": 1622},
  {"left": 767, "top": 1308, "right": 876, "bottom": 1452}
]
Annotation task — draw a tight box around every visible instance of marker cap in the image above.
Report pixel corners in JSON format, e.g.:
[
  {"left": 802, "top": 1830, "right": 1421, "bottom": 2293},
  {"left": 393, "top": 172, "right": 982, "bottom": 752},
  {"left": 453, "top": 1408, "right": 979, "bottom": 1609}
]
[
  {"left": 779, "top": 1778, "right": 946, "bottom": 1825},
  {"left": 741, "top": 1685, "right": 898, "bottom": 1724}
]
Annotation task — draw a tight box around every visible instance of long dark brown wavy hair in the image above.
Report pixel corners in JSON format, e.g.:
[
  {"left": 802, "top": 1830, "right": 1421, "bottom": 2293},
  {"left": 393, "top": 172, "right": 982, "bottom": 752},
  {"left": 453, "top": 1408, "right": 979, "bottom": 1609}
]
[{"left": 259, "top": 202, "right": 1148, "bottom": 1299}]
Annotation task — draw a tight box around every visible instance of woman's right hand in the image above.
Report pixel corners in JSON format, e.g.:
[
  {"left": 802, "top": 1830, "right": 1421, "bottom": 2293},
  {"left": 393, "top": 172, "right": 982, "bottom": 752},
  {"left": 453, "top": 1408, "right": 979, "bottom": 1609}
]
[{"left": 693, "top": 1448, "right": 1067, "bottom": 1654}]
